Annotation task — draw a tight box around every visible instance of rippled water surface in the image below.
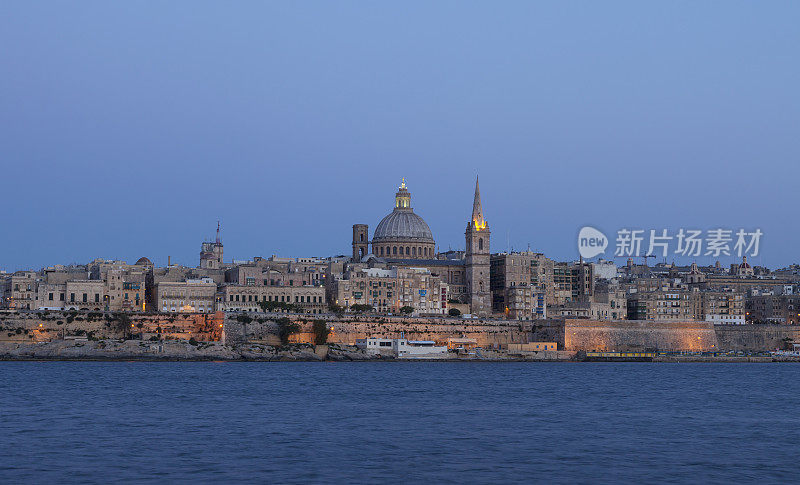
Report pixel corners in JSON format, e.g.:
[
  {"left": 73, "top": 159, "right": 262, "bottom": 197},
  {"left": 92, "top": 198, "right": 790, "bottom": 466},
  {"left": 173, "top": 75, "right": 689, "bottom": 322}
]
[{"left": 1, "top": 362, "right": 798, "bottom": 483}]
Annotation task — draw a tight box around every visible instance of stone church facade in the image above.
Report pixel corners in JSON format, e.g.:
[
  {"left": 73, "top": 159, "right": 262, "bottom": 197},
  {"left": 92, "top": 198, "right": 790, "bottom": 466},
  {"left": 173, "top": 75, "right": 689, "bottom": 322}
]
[{"left": 350, "top": 177, "right": 490, "bottom": 315}]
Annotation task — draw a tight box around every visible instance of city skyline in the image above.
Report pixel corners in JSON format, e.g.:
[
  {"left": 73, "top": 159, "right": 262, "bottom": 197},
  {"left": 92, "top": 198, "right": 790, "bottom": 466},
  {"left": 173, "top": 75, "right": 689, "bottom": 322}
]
[
  {"left": 0, "top": 175, "right": 783, "bottom": 272},
  {"left": 2, "top": 2, "right": 798, "bottom": 271},
  {"left": 4, "top": 3, "right": 799, "bottom": 482}
]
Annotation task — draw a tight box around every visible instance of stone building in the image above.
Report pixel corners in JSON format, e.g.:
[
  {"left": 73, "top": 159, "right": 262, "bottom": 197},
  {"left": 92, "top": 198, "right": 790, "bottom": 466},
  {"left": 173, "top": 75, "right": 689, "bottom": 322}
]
[
  {"left": 88, "top": 258, "right": 149, "bottom": 311},
  {"left": 490, "top": 251, "right": 548, "bottom": 319},
  {"left": 728, "top": 255, "right": 755, "bottom": 277},
  {"left": 37, "top": 283, "right": 66, "bottom": 310},
  {"left": 155, "top": 278, "right": 217, "bottom": 313},
  {"left": 200, "top": 222, "right": 224, "bottom": 269},
  {"left": 549, "top": 301, "right": 619, "bottom": 320},
  {"left": 220, "top": 284, "right": 327, "bottom": 314},
  {"left": 64, "top": 280, "right": 105, "bottom": 311},
  {"left": 225, "top": 256, "right": 327, "bottom": 288},
  {"left": 592, "top": 280, "right": 628, "bottom": 320},
  {"left": 701, "top": 290, "right": 745, "bottom": 324},
  {"left": 4, "top": 271, "right": 37, "bottom": 310},
  {"left": 627, "top": 285, "right": 744, "bottom": 323},
  {"left": 331, "top": 266, "right": 448, "bottom": 315},
  {"left": 746, "top": 294, "right": 800, "bottom": 324}
]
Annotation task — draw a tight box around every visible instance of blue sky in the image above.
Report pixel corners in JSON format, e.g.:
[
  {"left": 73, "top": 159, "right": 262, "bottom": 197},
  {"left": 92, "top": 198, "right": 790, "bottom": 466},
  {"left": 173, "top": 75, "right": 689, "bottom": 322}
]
[{"left": 1, "top": 1, "right": 798, "bottom": 271}]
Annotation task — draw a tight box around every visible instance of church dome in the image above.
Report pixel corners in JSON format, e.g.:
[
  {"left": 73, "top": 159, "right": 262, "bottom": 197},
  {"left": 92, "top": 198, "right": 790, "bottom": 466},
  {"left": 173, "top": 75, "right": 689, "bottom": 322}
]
[
  {"left": 371, "top": 180, "right": 435, "bottom": 244},
  {"left": 135, "top": 257, "right": 153, "bottom": 266},
  {"left": 373, "top": 210, "right": 434, "bottom": 242}
]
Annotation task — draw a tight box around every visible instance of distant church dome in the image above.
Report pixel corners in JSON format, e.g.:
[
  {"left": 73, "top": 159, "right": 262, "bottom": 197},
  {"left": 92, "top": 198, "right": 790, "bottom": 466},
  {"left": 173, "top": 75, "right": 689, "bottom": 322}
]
[
  {"left": 135, "top": 257, "right": 153, "bottom": 266},
  {"left": 372, "top": 181, "right": 434, "bottom": 243},
  {"left": 373, "top": 211, "right": 434, "bottom": 242},
  {"left": 370, "top": 180, "right": 436, "bottom": 259}
]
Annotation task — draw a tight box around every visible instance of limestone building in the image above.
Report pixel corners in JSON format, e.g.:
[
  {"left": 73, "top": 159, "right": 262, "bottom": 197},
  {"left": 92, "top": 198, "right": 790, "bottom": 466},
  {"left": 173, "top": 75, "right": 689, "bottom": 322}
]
[
  {"left": 64, "top": 280, "right": 105, "bottom": 311},
  {"left": 331, "top": 266, "right": 448, "bottom": 315},
  {"left": 4, "top": 271, "right": 37, "bottom": 310},
  {"left": 155, "top": 279, "right": 217, "bottom": 313},
  {"left": 200, "top": 222, "right": 224, "bottom": 269},
  {"left": 220, "top": 284, "right": 327, "bottom": 314}
]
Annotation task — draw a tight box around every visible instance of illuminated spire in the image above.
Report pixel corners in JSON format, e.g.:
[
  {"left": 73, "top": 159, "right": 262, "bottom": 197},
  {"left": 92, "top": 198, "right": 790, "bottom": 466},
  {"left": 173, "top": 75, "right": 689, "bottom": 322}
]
[
  {"left": 395, "top": 179, "right": 411, "bottom": 209},
  {"left": 471, "top": 176, "right": 486, "bottom": 230}
]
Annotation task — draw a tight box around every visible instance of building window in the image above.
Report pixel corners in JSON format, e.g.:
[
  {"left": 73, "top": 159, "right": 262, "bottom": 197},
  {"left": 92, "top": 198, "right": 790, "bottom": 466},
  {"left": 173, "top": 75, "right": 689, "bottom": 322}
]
[
  {"left": 82, "top": 293, "right": 87, "bottom": 303},
  {"left": 48, "top": 293, "right": 54, "bottom": 301},
  {"left": 479, "top": 238, "right": 483, "bottom": 250}
]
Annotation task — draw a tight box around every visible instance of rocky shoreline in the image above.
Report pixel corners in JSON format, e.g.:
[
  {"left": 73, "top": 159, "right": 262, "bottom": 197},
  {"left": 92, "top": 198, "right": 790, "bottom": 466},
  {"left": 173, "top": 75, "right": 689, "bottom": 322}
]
[
  {"left": 2, "top": 340, "right": 798, "bottom": 363},
  {"left": 0, "top": 340, "right": 378, "bottom": 362},
  {"left": 0, "top": 340, "right": 569, "bottom": 362}
]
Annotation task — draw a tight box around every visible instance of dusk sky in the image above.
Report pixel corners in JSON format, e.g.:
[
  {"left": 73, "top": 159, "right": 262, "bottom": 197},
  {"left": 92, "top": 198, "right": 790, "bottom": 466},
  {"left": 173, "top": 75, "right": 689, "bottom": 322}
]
[{"left": 1, "top": 1, "right": 798, "bottom": 271}]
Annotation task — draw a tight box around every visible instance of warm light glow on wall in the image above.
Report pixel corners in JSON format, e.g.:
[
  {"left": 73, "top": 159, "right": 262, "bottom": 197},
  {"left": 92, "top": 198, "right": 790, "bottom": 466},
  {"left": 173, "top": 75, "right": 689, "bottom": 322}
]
[{"left": 473, "top": 219, "right": 487, "bottom": 231}]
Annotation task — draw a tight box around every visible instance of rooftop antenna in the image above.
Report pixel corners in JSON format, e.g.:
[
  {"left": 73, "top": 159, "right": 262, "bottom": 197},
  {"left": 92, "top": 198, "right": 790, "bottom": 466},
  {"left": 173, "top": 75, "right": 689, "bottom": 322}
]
[{"left": 216, "top": 220, "right": 221, "bottom": 244}]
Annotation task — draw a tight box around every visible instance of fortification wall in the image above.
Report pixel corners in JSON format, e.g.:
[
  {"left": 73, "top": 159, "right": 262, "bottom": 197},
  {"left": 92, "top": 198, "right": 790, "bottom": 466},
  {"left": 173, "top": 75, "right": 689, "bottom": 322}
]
[
  {"left": 222, "top": 314, "right": 531, "bottom": 347},
  {"left": 0, "top": 310, "right": 223, "bottom": 342},
  {"left": 713, "top": 324, "right": 800, "bottom": 352},
  {"left": 559, "top": 319, "right": 718, "bottom": 352},
  {"left": 7, "top": 310, "right": 797, "bottom": 353}
]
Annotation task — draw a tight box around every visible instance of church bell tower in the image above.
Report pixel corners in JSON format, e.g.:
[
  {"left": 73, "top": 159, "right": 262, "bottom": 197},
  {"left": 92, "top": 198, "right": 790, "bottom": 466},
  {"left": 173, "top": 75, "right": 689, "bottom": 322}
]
[{"left": 465, "top": 177, "right": 491, "bottom": 317}]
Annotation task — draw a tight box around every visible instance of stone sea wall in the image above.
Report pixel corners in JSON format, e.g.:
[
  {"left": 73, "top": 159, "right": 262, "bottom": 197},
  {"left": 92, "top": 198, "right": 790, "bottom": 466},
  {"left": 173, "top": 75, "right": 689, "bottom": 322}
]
[
  {"left": 3, "top": 310, "right": 798, "bottom": 355},
  {"left": 222, "top": 314, "right": 530, "bottom": 347},
  {"left": 561, "top": 319, "right": 719, "bottom": 352},
  {"left": 713, "top": 324, "right": 800, "bottom": 352},
  {"left": 0, "top": 310, "right": 223, "bottom": 343}
]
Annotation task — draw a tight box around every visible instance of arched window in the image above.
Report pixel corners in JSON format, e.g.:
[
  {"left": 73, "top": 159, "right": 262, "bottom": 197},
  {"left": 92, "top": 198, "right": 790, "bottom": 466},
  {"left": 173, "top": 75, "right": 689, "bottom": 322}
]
[
  {"left": 393, "top": 246, "right": 397, "bottom": 255},
  {"left": 380, "top": 247, "right": 384, "bottom": 256},
  {"left": 360, "top": 234, "right": 364, "bottom": 242},
  {"left": 412, "top": 247, "right": 416, "bottom": 257},
  {"left": 478, "top": 238, "right": 483, "bottom": 250},
  {"left": 406, "top": 246, "right": 410, "bottom": 255}
]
